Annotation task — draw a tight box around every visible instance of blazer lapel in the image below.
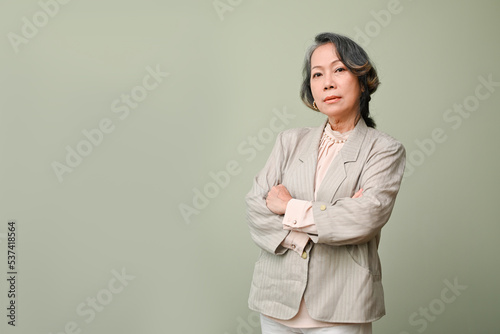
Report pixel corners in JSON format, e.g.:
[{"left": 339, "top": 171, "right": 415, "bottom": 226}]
[
  {"left": 314, "top": 117, "right": 368, "bottom": 202},
  {"left": 295, "top": 119, "right": 327, "bottom": 201}
]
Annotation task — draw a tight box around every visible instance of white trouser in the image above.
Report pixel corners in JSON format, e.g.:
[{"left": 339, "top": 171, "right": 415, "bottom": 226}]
[{"left": 260, "top": 314, "right": 372, "bottom": 334}]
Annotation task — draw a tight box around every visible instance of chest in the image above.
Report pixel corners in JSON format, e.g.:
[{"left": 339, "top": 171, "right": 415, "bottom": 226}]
[{"left": 281, "top": 151, "right": 365, "bottom": 203}]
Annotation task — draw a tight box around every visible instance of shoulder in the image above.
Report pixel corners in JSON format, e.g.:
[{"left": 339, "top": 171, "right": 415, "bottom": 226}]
[
  {"left": 365, "top": 126, "right": 405, "bottom": 153},
  {"left": 280, "top": 126, "right": 316, "bottom": 139},
  {"left": 275, "top": 126, "right": 318, "bottom": 151}
]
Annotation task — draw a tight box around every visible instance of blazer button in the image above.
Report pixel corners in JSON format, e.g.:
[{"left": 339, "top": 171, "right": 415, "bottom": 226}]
[
  {"left": 301, "top": 251, "right": 307, "bottom": 259},
  {"left": 320, "top": 205, "right": 327, "bottom": 211}
]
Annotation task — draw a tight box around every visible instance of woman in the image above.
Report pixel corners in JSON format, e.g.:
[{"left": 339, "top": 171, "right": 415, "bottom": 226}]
[{"left": 245, "top": 32, "right": 406, "bottom": 333}]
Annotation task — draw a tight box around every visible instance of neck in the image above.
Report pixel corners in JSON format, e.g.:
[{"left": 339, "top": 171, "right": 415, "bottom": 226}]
[{"left": 328, "top": 113, "right": 361, "bottom": 133}]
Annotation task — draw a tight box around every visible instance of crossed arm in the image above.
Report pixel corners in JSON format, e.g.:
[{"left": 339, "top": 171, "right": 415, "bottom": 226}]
[
  {"left": 266, "top": 185, "right": 363, "bottom": 215},
  {"left": 245, "top": 132, "right": 405, "bottom": 255},
  {"left": 266, "top": 185, "right": 363, "bottom": 256}
]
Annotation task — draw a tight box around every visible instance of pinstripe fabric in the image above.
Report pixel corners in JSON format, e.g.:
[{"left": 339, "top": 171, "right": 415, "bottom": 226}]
[{"left": 245, "top": 117, "right": 406, "bottom": 323}]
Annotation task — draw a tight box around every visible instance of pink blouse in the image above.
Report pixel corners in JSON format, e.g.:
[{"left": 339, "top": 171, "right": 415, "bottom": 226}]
[{"left": 266, "top": 121, "right": 353, "bottom": 328}]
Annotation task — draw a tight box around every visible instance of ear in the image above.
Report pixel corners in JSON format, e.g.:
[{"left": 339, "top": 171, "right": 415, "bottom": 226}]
[{"left": 359, "top": 78, "right": 365, "bottom": 92}]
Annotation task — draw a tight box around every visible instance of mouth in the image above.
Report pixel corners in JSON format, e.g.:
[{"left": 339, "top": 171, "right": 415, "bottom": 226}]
[{"left": 324, "top": 95, "right": 341, "bottom": 104}]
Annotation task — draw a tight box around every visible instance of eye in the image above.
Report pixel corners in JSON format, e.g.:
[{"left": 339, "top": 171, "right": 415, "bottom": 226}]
[
  {"left": 335, "top": 67, "right": 346, "bottom": 73},
  {"left": 312, "top": 72, "right": 322, "bottom": 78}
]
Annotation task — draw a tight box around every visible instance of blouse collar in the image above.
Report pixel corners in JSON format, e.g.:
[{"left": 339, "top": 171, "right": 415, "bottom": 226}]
[{"left": 323, "top": 122, "right": 353, "bottom": 143}]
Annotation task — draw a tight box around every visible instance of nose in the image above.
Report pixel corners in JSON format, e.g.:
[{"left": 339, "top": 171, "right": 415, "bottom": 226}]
[{"left": 323, "top": 73, "right": 336, "bottom": 90}]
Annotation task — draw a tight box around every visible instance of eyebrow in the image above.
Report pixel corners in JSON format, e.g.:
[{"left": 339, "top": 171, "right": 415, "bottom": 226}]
[{"left": 311, "top": 59, "right": 342, "bottom": 71}]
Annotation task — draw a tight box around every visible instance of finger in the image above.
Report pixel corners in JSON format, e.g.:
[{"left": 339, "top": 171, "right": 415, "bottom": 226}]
[{"left": 352, "top": 188, "right": 363, "bottom": 198}]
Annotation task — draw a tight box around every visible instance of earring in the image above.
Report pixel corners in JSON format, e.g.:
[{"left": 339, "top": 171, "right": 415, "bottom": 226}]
[{"left": 312, "top": 101, "right": 318, "bottom": 110}]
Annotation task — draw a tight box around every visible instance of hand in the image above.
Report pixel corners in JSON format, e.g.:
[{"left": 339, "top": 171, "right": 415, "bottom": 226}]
[
  {"left": 266, "top": 184, "right": 293, "bottom": 215},
  {"left": 352, "top": 188, "right": 363, "bottom": 198}
]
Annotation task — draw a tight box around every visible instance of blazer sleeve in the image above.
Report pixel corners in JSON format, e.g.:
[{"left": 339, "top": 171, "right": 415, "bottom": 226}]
[
  {"left": 245, "top": 132, "right": 290, "bottom": 255},
  {"left": 309, "top": 139, "right": 406, "bottom": 246}
]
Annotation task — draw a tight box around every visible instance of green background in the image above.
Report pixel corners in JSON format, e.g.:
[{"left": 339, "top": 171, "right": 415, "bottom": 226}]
[{"left": 1, "top": 0, "right": 499, "bottom": 333}]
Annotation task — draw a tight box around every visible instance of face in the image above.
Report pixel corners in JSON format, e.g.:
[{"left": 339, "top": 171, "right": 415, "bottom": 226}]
[{"left": 310, "top": 43, "right": 362, "bottom": 122}]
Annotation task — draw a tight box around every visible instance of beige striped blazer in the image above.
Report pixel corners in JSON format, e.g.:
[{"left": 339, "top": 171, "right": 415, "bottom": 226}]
[{"left": 245, "top": 117, "right": 406, "bottom": 323}]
